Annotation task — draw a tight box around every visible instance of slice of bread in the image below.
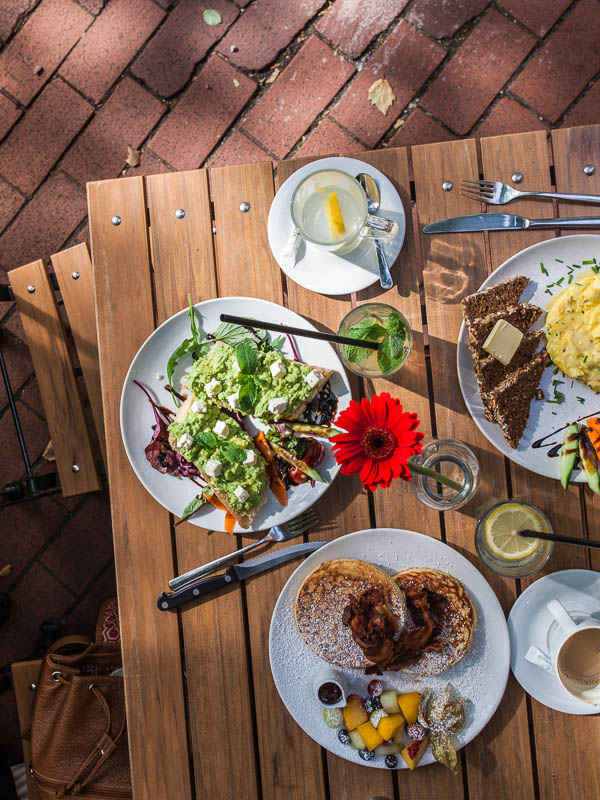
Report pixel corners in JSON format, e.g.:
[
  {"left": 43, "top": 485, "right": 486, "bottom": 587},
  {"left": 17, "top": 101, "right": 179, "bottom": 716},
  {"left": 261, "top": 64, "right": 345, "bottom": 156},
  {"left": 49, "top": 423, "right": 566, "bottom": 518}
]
[
  {"left": 468, "top": 303, "right": 542, "bottom": 359},
  {"left": 462, "top": 275, "right": 529, "bottom": 329},
  {"left": 168, "top": 395, "right": 266, "bottom": 529},
  {"left": 476, "top": 329, "right": 545, "bottom": 421},
  {"left": 486, "top": 350, "right": 548, "bottom": 448}
]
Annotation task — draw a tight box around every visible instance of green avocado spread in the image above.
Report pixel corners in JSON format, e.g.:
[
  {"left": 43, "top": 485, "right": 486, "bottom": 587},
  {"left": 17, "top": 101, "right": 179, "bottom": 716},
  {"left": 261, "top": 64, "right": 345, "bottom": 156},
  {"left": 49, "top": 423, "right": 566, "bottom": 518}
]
[
  {"left": 187, "top": 341, "right": 317, "bottom": 420},
  {"left": 168, "top": 400, "right": 267, "bottom": 514}
]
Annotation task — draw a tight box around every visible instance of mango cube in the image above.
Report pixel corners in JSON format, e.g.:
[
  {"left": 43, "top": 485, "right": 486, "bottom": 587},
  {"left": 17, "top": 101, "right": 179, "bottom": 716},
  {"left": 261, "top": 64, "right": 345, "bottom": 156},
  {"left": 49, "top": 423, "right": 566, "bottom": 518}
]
[
  {"left": 357, "top": 721, "right": 384, "bottom": 752},
  {"left": 342, "top": 695, "right": 368, "bottom": 731},
  {"left": 397, "top": 692, "right": 421, "bottom": 725},
  {"left": 377, "top": 713, "right": 404, "bottom": 742}
]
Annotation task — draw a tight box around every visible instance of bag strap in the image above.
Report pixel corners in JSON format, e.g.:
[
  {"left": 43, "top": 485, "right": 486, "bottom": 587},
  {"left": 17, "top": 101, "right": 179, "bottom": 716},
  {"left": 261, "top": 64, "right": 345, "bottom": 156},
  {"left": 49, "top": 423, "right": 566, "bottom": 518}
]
[
  {"left": 52, "top": 677, "right": 126, "bottom": 797},
  {"left": 47, "top": 635, "right": 93, "bottom": 655}
]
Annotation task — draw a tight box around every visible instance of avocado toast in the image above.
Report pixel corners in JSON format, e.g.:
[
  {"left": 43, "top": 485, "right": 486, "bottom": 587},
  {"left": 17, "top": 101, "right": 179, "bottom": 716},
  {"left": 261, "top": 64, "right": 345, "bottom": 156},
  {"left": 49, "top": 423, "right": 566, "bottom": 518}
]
[
  {"left": 168, "top": 394, "right": 268, "bottom": 528},
  {"left": 187, "top": 341, "right": 333, "bottom": 422}
]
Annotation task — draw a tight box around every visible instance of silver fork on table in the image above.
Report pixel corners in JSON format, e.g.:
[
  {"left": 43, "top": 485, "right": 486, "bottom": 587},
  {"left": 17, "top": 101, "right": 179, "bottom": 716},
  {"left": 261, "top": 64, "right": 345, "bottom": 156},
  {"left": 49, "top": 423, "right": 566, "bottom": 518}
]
[
  {"left": 460, "top": 179, "right": 600, "bottom": 206},
  {"left": 168, "top": 509, "right": 318, "bottom": 590}
]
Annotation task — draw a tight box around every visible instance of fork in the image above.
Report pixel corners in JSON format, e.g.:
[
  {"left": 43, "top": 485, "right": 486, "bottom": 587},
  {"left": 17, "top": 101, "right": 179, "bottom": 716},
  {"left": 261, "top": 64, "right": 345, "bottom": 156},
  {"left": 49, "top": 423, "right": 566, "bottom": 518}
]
[
  {"left": 168, "top": 509, "right": 318, "bottom": 590},
  {"left": 460, "top": 179, "right": 600, "bottom": 206}
]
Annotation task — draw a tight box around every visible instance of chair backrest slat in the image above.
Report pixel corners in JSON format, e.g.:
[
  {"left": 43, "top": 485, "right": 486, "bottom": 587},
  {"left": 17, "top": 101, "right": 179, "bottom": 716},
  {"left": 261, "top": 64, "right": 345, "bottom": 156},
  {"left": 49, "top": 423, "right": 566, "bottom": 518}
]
[
  {"left": 51, "top": 243, "right": 107, "bottom": 468},
  {"left": 10, "top": 259, "right": 101, "bottom": 495}
]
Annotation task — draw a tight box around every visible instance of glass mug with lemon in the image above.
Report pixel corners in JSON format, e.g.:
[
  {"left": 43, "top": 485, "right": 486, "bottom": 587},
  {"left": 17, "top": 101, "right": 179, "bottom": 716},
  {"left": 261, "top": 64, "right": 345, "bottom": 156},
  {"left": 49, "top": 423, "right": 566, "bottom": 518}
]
[
  {"left": 290, "top": 169, "right": 398, "bottom": 254},
  {"left": 475, "top": 500, "right": 553, "bottom": 578}
]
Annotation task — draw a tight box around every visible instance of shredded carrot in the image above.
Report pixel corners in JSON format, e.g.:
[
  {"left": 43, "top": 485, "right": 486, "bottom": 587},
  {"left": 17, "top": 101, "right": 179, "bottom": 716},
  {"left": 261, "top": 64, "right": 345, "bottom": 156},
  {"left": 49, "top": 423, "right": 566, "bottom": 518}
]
[
  {"left": 224, "top": 511, "right": 236, "bottom": 533},
  {"left": 205, "top": 491, "right": 227, "bottom": 511},
  {"left": 255, "top": 431, "right": 274, "bottom": 464},
  {"left": 268, "top": 465, "right": 287, "bottom": 506},
  {"left": 587, "top": 417, "right": 600, "bottom": 459}
]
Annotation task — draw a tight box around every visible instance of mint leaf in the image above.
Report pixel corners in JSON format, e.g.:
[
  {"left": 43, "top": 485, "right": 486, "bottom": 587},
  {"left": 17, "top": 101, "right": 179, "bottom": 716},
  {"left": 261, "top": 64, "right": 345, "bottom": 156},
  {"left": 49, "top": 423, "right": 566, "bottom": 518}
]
[
  {"left": 220, "top": 442, "right": 246, "bottom": 463},
  {"left": 270, "top": 334, "right": 285, "bottom": 351},
  {"left": 175, "top": 494, "right": 206, "bottom": 526},
  {"left": 343, "top": 343, "right": 373, "bottom": 363},
  {"left": 194, "top": 431, "right": 218, "bottom": 449},
  {"left": 236, "top": 340, "right": 258, "bottom": 374},
  {"left": 377, "top": 336, "right": 394, "bottom": 373},
  {"left": 386, "top": 311, "right": 405, "bottom": 334},
  {"left": 343, "top": 318, "right": 385, "bottom": 363},
  {"left": 238, "top": 374, "right": 258, "bottom": 412},
  {"left": 388, "top": 330, "right": 406, "bottom": 358}
]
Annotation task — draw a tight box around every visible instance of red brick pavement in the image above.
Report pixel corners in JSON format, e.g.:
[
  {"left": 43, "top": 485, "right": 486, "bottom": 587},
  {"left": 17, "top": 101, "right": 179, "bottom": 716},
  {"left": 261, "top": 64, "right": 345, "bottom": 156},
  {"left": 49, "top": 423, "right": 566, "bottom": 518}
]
[{"left": 0, "top": 0, "right": 598, "bottom": 765}]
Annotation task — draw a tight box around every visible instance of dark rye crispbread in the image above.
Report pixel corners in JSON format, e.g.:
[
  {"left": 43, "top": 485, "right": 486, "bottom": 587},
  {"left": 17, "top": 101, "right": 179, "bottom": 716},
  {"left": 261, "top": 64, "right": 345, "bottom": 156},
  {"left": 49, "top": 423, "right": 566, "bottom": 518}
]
[
  {"left": 462, "top": 275, "right": 529, "bottom": 330},
  {"left": 468, "top": 303, "right": 543, "bottom": 359},
  {"left": 487, "top": 350, "right": 548, "bottom": 448},
  {"left": 477, "top": 329, "right": 545, "bottom": 421}
]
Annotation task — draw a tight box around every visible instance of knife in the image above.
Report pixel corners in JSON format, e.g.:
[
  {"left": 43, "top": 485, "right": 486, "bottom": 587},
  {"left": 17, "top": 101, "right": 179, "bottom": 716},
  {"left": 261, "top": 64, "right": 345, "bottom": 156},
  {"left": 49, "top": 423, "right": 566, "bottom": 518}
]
[
  {"left": 423, "top": 213, "right": 600, "bottom": 234},
  {"left": 157, "top": 540, "right": 326, "bottom": 611}
]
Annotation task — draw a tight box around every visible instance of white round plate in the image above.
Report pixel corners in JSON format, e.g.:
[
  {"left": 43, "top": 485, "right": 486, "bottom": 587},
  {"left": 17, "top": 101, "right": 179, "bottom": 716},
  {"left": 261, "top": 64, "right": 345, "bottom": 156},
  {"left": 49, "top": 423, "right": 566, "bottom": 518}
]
[
  {"left": 508, "top": 569, "right": 600, "bottom": 715},
  {"left": 269, "top": 529, "right": 510, "bottom": 768},
  {"left": 268, "top": 157, "right": 406, "bottom": 296},
  {"left": 457, "top": 234, "right": 600, "bottom": 481},
  {"left": 120, "top": 297, "right": 351, "bottom": 533}
]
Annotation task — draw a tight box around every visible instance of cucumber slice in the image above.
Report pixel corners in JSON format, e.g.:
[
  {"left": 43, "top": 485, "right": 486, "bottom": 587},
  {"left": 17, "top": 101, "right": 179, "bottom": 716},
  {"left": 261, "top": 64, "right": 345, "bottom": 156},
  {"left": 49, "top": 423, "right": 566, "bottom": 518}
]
[
  {"left": 578, "top": 428, "right": 600, "bottom": 495},
  {"left": 560, "top": 422, "right": 579, "bottom": 490},
  {"left": 374, "top": 743, "right": 402, "bottom": 756}
]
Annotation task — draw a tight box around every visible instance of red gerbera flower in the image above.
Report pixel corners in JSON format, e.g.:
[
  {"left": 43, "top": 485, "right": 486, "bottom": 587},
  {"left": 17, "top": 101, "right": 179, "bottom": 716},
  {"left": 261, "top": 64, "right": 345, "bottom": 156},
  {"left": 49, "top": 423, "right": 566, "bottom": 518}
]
[{"left": 330, "top": 392, "right": 424, "bottom": 492}]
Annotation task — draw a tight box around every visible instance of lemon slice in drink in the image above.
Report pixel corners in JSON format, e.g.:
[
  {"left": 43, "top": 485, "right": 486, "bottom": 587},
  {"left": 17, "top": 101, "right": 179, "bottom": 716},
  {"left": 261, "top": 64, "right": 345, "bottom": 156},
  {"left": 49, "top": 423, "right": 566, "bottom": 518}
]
[{"left": 484, "top": 503, "right": 545, "bottom": 560}]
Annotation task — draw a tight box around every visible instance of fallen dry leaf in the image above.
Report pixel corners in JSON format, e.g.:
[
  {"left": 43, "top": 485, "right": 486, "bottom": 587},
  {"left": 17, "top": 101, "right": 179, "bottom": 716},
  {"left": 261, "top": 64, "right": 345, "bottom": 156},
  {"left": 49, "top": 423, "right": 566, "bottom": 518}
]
[
  {"left": 202, "top": 8, "right": 222, "bottom": 26},
  {"left": 368, "top": 78, "right": 395, "bottom": 115},
  {"left": 126, "top": 146, "right": 141, "bottom": 167},
  {"left": 264, "top": 68, "right": 280, "bottom": 84},
  {"left": 0, "top": 565, "right": 12, "bottom": 577},
  {"left": 42, "top": 440, "right": 55, "bottom": 462}
]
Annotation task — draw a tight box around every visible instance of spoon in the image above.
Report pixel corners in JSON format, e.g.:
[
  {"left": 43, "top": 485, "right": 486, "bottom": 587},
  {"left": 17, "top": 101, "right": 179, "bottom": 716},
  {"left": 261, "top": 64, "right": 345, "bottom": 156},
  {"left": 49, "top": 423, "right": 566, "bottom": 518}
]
[{"left": 356, "top": 172, "right": 393, "bottom": 290}]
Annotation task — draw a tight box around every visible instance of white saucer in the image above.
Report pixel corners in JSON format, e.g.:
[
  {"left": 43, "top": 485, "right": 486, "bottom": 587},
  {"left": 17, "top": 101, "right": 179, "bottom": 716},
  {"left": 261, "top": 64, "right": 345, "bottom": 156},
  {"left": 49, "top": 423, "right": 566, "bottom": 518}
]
[
  {"left": 268, "top": 157, "right": 406, "bottom": 296},
  {"left": 508, "top": 569, "right": 600, "bottom": 715}
]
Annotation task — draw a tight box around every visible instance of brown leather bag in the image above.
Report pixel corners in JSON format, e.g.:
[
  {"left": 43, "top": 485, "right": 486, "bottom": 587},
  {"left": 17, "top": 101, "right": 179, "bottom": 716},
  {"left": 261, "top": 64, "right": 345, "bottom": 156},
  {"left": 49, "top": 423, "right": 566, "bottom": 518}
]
[{"left": 29, "top": 603, "right": 131, "bottom": 799}]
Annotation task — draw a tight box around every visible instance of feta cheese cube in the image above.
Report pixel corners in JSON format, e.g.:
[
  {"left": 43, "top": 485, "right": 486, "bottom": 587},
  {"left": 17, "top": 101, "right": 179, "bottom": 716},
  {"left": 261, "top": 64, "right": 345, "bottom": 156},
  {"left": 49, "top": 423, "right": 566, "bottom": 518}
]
[
  {"left": 191, "top": 398, "right": 207, "bottom": 414},
  {"left": 176, "top": 433, "right": 193, "bottom": 450},
  {"left": 234, "top": 485, "right": 249, "bottom": 503},
  {"left": 268, "top": 397, "right": 288, "bottom": 415},
  {"left": 205, "top": 378, "right": 221, "bottom": 397},
  {"left": 205, "top": 459, "right": 222, "bottom": 478},
  {"left": 227, "top": 391, "right": 240, "bottom": 409},
  {"left": 243, "top": 449, "right": 257, "bottom": 465},
  {"left": 213, "top": 420, "right": 229, "bottom": 438},
  {"left": 304, "top": 369, "right": 322, "bottom": 389},
  {"left": 270, "top": 359, "right": 287, "bottom": 379}
]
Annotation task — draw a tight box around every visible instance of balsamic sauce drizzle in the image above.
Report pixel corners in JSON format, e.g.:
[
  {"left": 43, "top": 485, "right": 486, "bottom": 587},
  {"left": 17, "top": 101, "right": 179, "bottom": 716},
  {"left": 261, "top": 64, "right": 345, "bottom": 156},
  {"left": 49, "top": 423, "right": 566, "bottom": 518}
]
[{"left": 531, "top": 409, "right": 600, "bottom": 457}]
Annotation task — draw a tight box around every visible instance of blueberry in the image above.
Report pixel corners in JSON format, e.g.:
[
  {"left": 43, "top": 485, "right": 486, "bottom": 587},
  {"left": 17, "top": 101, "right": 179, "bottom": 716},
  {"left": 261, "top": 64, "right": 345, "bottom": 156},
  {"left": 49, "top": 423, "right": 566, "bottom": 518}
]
[
  {"left": 364, "top": 696, "right": 382, "bottom": 714},
  {"left": 359, "top": 749, "right": 375, "bottom": 762},
  {"left": 384, "top": 754, "right": 398, "bottom": 769},
  {"left": 337, "top": 729, "right": 351, "bottom": 745}
]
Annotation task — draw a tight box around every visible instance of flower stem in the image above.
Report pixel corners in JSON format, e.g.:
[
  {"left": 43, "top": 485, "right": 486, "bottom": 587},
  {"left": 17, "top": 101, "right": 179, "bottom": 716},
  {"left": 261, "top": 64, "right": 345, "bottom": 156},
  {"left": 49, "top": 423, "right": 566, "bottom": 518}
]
[{"left": 408, "top": 460, "right": 464, "bottom": 493}]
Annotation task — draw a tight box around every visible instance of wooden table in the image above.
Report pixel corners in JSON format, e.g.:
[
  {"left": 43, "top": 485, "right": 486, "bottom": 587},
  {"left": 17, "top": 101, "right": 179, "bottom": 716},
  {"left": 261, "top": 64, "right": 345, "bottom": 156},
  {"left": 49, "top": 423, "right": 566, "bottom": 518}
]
[{"left": 87, "top": 124, "right": 600, "bottom": 800}]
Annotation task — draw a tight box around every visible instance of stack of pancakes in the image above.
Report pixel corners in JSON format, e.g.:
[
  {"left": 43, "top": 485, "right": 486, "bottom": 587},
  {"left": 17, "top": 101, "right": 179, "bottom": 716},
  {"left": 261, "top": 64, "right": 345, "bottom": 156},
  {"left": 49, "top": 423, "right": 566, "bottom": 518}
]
[
  {"left": 294, "top": 559, "right": 476, "bottom": 676},
  {"left": 462, "top": 276, "right": 547, "bottom": 448}
]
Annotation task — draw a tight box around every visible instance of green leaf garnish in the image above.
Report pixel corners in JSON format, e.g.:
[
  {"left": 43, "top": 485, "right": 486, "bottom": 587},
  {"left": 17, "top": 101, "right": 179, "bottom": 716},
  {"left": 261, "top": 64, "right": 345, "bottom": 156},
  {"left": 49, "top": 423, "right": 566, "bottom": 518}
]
[
  {"left": 175, "top": 494, "right": 206, "bottom": 526},
  {"left": 540, "top": 262, "right": 548, "bottom": 275},
  {"left": 213, "top": 321, "right": 266, "bottom": 348},
  {"left": 194, "top": 431, "right": 218, "bottom": 449},
  {"left": 238, "top": 374, "right": 258, "bottom": 412},
  {"left": 167, "top": 337, "right": 192, "bottom": 405},
  {"left": 202, "top": 8, "right": 222, "bottom": 25},
  {"left": 235, "top": 340, "right": 259, "bottom": 374},
  {"left": 220, "top": 442, "right": 246, "bottom": 463}
]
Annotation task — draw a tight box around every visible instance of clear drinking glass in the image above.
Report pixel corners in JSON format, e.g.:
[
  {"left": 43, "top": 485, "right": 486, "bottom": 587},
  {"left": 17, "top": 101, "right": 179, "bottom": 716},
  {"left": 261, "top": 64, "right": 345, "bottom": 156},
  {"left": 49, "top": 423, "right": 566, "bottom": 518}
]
[
  {"left": 474, "top": 500, "right": 553, "bottom": 578},
  {"left": 290, "top": 169, "right": 398, "bottom": 254},
  {"left": 336, "top": 302, "right": 412, "bottom": 378},
  {"left": 409, "top": 439, "right": 480, "bottom": 511}
]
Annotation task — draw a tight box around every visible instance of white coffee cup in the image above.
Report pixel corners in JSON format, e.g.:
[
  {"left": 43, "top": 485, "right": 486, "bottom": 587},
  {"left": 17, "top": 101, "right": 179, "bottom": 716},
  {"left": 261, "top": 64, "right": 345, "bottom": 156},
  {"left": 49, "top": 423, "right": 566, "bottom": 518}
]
[{"left": 525, "top": 599, "right": 600, "bottom": 705}]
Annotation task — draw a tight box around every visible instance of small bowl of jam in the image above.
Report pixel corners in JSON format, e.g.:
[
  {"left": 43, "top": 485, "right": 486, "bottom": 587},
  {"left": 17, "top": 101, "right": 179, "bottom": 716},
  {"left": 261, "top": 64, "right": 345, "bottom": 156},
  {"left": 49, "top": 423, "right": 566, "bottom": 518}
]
[{"left": 313, "top": 668, "right": 346, "bottom": 709}]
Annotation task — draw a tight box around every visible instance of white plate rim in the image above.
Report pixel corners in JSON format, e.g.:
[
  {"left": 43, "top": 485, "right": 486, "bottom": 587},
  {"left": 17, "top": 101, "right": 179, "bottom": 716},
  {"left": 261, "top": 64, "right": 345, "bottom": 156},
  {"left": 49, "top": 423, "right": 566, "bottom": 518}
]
[
  {"left": 119, "top": 296, "right": 351, "bottom": 533},
  {"left": 268, "top": 528, "right": 510, "bottom": 768},
  {"left": 508, "top": 568, "right": 600, "bottom": 715},
  {"left": 268, "top": 156, "right": 406, "bottom": 296},
  {"left": 457, "top": 234, "right": 600, "bottom": 481}
]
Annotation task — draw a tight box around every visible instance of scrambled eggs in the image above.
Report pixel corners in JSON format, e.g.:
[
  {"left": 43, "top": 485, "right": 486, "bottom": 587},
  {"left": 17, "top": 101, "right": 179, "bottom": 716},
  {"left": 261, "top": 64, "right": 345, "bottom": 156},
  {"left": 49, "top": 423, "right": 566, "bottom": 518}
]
[{"left": 545, "top": 271, "right": 600, "bottom": 391}]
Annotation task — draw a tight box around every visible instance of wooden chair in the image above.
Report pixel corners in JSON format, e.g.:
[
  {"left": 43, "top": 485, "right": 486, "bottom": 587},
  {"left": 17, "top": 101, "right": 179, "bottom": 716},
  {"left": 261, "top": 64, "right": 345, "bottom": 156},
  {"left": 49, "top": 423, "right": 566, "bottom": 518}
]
[
  {"left": 6, "top": 243, "right": 105, "bottom": 498},
  {"left": 10, "top": 660, "right": 42, "bottom": 800}
]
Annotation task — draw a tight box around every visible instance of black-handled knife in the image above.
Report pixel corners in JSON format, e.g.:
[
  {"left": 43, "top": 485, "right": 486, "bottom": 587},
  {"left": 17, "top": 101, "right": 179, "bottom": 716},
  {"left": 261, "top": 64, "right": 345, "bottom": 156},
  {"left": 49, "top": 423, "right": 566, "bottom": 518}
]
[{"left": 157, "top": 540, "right": 326, "bottom": 611}]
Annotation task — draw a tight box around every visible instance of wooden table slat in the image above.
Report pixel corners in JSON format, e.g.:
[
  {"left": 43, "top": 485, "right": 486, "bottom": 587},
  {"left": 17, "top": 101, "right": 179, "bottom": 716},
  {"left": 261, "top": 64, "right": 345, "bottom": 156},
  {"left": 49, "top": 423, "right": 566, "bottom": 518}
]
[
  {"left": 51, "top": 242, "right": 107, "bottom": 468},
  {"left": 145, "top": 169, "right": 260, "bottom": 800},
  {"left": 209, "top": 160, "right": 326, "bottom": 800},
  {"left": 277, "top": 154, "right": 395, "bottom": 800},
  {"left": 412, "top": 137, "right": 535, "bottom": 800},
  {"left": 10, "top": 259, "right": 101, "bottom": 495},
  {"left": 88, "top": 176, "right": 192, "bottom": 800}
]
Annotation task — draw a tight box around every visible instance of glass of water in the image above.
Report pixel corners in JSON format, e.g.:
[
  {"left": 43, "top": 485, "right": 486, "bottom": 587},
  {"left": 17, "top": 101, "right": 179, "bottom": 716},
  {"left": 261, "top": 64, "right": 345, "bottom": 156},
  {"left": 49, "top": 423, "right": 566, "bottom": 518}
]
[
  {"left": 409, "top": 439, "right": 479, "bottom": 511},
  {"left": 290, "top": 169, "right": 398, "bottom": 254}
]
